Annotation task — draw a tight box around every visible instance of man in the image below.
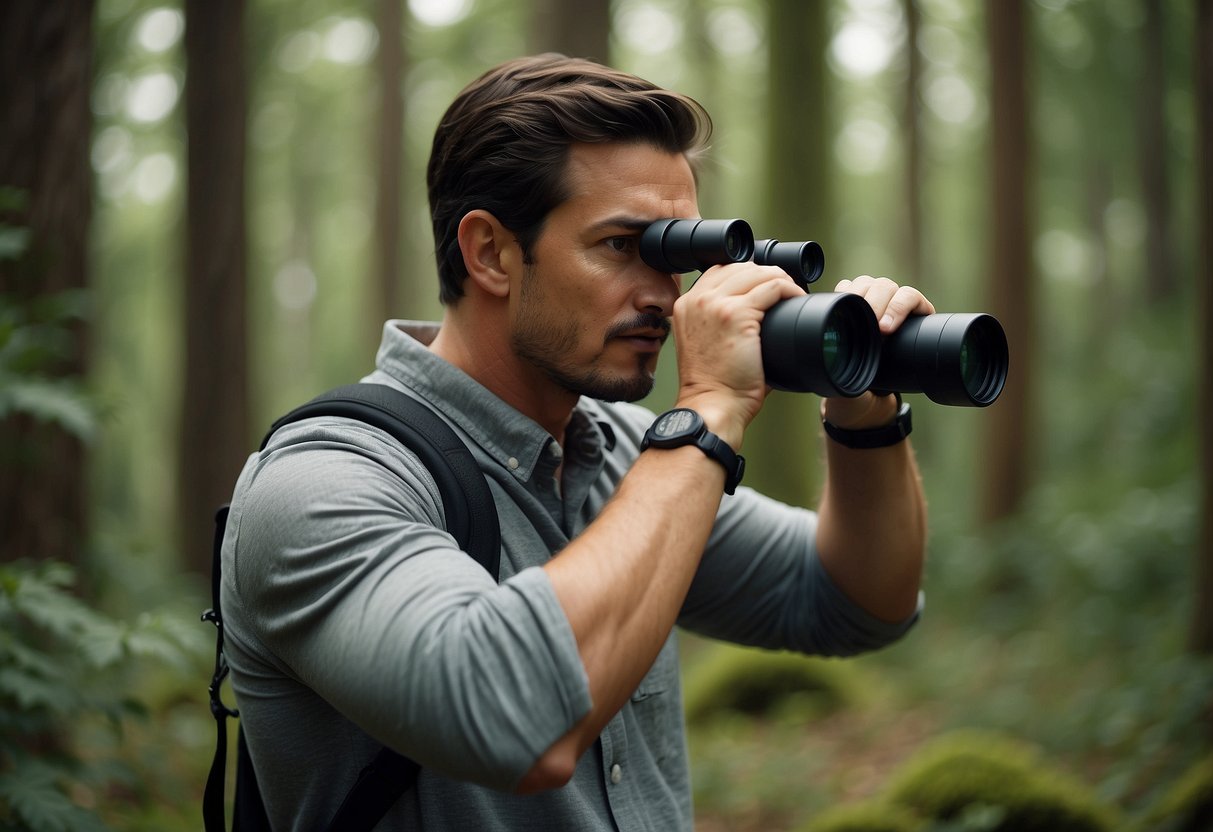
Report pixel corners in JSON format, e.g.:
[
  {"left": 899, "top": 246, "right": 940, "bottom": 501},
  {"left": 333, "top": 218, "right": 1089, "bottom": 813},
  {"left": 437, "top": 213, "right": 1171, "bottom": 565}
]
[{"left": 221, "top": 54, "right": 933, "bottom": 830}]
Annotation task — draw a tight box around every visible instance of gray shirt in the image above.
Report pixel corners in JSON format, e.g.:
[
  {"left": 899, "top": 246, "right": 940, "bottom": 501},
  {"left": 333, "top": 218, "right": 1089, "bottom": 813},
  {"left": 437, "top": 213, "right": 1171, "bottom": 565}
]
[{"left": 221, "top": 320, "right": 919, "bottom": 831}]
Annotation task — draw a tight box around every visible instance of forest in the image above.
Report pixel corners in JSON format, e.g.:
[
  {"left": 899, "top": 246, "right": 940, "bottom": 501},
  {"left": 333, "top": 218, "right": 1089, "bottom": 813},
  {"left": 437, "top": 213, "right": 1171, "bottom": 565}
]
[{"left": 1, "top": 0, "right": 1211, "bottom": 829}]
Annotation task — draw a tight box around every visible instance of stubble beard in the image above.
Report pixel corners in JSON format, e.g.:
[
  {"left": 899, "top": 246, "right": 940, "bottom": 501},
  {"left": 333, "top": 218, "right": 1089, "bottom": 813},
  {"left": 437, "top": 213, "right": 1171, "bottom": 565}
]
[{"left": 511, "top": 268, "right": 665, "bottom": 403}]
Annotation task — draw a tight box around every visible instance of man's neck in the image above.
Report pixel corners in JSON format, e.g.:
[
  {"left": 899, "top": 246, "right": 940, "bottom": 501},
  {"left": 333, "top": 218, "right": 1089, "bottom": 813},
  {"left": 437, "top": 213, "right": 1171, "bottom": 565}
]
[{"left": 428, "top": 306, "right": 577, "bottom": 444}]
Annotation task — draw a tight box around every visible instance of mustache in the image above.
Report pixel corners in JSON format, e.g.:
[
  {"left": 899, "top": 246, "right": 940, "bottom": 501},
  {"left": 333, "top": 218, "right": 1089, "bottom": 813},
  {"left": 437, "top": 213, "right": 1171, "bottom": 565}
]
[{"left": 605, "top": 313, "right": 672, "bottom": 341}]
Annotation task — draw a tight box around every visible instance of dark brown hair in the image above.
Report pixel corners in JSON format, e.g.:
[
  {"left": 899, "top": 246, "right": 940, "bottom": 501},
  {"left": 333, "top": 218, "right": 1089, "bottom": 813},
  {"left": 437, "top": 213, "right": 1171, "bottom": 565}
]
[{"left": 427, "top": 54, "right": 713, "bottom": 305}]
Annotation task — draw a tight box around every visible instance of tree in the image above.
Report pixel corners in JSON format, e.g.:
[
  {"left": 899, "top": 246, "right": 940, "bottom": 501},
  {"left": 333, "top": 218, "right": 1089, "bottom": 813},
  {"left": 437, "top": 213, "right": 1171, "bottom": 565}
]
[
  {"left": 746, "top": 0, "right": 832, "bottom": 507},
  {"left": 1191, "top": 0, "right": 1213, "bottom": 653},
  {"left": 980, "top": 0, "right": 1034, "bottom": 525},
  {"left": 0, "top": 2, "right": 95, "bottom": 565},
  {"left": 901, "top": 0, "right": 924, "bottom": 289},
  {"left": 371, "top": 0, "right": 407, "bottom": 343},
  {"left": 1139, "top": 0, "right": 1175, "bottom": 303},
  {"left": 530, "top": 0, "right": 611, "bottom": 62},
  {"left": 181, "top": 0, "right": 251, "bottom": 576}
]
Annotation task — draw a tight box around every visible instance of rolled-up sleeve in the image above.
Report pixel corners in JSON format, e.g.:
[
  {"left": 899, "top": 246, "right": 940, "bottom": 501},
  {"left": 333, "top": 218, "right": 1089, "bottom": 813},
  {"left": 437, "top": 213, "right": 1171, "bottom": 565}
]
[
  {"left": 224, "top": 421, "right": 591, "bottom": 791},
  {"left": 677, "top": 485, "right": 921, "bottom": 656}
]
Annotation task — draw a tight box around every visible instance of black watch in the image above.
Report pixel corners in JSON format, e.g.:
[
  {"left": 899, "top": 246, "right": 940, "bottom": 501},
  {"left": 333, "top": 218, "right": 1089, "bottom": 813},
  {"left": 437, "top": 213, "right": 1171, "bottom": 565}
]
[
  {"left": 822, "top": 394, "right": 913, "bottom": 449},
  {"left": 641, "top": 408, "right": 745, "bottom": 495}
]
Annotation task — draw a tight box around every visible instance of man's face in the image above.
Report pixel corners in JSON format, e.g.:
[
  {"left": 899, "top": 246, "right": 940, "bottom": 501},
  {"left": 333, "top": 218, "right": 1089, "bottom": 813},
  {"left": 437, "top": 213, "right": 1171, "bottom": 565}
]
[{"left": 510, "top": 141, "right": 698, "bottom": 403}]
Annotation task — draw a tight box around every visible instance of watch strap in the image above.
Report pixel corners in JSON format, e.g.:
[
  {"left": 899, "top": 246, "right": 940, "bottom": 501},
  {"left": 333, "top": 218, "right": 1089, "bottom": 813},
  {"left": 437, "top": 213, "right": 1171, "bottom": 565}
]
[
  {"left": 693, "top": 430, "right": 745, "bottom": 495},
  {"left": 822, "top": 395, "right": 912, "bottom": 449}
]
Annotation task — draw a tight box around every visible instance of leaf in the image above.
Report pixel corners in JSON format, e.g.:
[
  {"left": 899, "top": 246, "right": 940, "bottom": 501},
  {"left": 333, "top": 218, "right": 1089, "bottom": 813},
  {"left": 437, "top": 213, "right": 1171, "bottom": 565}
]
[
  {"left": 0, "top": 760, "right": 113, "bottom": 832},
  {"left": 0, "top": 225, "right": 30, "bottom": 260},
  {"left": 0, "top": 378, "right": 97, "bottom": 440}
]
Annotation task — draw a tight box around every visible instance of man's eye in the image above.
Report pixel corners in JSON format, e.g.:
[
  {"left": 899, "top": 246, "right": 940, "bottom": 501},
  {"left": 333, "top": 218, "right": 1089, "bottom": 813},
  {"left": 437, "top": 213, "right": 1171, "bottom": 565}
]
[{"left": 605, "top": 237, "right": 635, "bottom": 255}]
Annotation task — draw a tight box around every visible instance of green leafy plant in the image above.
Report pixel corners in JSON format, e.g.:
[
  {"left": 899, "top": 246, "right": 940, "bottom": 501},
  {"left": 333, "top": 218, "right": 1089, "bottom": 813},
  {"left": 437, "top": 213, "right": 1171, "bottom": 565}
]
[
  {"left": 795, "top": 800, "right": 925, "bottom": 832},
  {"left": 0, "top": 560, "right": 200, "bottom": 831}
]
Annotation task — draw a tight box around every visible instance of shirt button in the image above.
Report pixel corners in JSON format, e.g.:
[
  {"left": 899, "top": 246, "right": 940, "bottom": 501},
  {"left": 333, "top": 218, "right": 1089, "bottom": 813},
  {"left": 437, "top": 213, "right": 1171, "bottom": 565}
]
[
  {"left": 549, "top": 443, "right": 563, "bottom": 460},
  {"left": 507, "top": 457, "right": 519, "bottom": 470},
  {"left": 610, "top": 763, "right": 622, "bottom": 784}
]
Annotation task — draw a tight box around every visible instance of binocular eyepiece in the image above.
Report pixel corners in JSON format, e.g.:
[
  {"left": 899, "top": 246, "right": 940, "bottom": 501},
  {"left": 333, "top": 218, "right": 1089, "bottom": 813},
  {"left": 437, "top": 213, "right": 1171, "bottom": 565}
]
[{"left": 638, "top": 218, "right": 1009, "bottom": 406}]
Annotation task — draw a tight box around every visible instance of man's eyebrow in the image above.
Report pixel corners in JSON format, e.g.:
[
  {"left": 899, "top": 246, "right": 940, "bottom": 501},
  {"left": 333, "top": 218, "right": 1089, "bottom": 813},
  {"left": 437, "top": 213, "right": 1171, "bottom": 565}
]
[{"left": 588, "top": 216, "right": 662, "bottom": 234}]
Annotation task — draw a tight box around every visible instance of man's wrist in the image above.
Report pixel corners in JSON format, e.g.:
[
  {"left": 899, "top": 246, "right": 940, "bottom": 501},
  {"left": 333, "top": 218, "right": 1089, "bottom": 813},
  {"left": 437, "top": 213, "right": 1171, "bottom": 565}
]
[{"left": 820, "top": 391, "right": 900, "bottom": 431}]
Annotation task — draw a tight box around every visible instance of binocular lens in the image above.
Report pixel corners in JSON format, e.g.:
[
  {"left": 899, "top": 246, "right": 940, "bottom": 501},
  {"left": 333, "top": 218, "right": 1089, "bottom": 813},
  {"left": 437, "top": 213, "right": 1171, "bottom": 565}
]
[
  {"left": 754, "top": 239, "right": 825, "bottom": 289},
  {"left": 760, "top": 293, "right": 882, "bottom": 397},
  {"left": 873, "top": 313, "right": 1008, "bottom": 406}
]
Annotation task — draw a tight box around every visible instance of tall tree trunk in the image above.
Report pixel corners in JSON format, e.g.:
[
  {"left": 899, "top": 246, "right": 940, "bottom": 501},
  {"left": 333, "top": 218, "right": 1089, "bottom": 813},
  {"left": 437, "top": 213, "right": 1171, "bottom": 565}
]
[
  {"left": 181, "top": 0, "right": 250, "bottom": 576},
  {"left": 371, "top": 0, "right": 405, "bottom": 343},
  {"left": 0, "top": 2, "right": 94, "bottom": 564},
  {"left": 1191, "top": 0, "right": 1213, "bottom": 653},
  {"left": 748, "top": 0, "right": 831, "bottom": 507},
  {"left": 530, "top": 0, "right": 611, "bottom": 63},
  {"left": 1140, "top": 0, "right": 1174, "bottom": 303},
  {"left": 980, "top": 0, "right": 1033, "bottom": 525},
  {"left": 901, "top": 0, "right": 924, "bottom": 288}
]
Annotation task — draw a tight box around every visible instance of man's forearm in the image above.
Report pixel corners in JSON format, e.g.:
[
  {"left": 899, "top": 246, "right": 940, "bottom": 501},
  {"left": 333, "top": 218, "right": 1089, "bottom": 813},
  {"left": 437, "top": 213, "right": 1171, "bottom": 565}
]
[{"left": 814, "top": 406, "right": 927, "bottom": 623}]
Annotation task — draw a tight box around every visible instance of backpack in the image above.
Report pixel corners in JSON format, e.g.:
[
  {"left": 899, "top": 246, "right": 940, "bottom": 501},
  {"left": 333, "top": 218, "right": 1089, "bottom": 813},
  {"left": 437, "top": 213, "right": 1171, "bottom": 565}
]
[{"left": 202, "top": 383, "right": 502, "bottom": 832}]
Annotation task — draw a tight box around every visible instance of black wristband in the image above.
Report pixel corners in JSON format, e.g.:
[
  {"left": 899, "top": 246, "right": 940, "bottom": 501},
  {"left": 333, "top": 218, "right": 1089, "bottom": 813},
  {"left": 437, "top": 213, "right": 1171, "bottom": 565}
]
[{"left": 822, "top": 394, "right": 912, "bottom": 449}]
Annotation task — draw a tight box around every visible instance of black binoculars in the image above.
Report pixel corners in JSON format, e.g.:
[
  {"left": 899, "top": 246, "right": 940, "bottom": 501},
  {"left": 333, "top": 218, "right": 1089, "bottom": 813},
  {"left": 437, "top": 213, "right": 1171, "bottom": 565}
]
[{"left": 639, "top": 218, "right": 1008, "bottom": 406}]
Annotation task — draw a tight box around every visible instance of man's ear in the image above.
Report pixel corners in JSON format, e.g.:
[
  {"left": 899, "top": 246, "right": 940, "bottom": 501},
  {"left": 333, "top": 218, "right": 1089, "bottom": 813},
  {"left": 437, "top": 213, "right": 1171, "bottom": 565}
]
[{"left": 457, "top": 210, "right": 518, "bottom": 298}]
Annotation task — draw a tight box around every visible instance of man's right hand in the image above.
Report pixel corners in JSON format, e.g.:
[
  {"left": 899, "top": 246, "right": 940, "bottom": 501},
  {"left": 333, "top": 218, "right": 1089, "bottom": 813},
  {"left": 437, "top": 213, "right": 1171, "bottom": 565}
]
[{"left": 670, "top": 262, "right": 805, "bottom": 449}]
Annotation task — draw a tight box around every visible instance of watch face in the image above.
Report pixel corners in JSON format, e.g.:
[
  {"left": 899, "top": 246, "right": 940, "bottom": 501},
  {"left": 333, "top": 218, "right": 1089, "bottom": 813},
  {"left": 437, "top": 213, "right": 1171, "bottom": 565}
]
[{"left": 654, "top": 408, "right": 698, "bottom": 438}]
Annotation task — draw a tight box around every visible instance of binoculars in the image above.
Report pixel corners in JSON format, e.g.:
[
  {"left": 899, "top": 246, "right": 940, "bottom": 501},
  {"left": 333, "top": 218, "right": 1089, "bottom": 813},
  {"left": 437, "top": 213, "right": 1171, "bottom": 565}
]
[{"left": 640, "top": 218, "right": 1008, "bottom": 406}]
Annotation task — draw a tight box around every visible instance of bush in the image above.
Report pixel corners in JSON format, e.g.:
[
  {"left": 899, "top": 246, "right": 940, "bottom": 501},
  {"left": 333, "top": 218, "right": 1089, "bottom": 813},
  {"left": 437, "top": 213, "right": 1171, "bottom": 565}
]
[
  {"left": 795, "top": 801, "right": 925, "bottom": 832},
  {"left": 682, "top": 644, "right": 864, "bottom": 727},
  {"left": 0, "top": 560, "right": 201, "bottom": 831},
  {"left": 1137, "top": 755, "right": 1213, "bottom": 832},
  {"left": 882, "top": 730, "right": 1119, "bottom": 832}
]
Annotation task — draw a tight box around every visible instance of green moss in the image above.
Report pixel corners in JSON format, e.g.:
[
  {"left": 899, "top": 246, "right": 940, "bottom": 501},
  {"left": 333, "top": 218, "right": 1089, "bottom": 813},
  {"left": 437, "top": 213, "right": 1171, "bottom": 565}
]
[
  {"left": 1138, "top": 755, "right": 1213, "bottom": 832},
  {"left": 681, "top": 644, "right": 863, "bottom": 727},
  {"left": 794, "top": 801, "right": 924, "bottom": 832},
  {"left": 883, "top": 730, "right": 1119, "bottom": 832}
]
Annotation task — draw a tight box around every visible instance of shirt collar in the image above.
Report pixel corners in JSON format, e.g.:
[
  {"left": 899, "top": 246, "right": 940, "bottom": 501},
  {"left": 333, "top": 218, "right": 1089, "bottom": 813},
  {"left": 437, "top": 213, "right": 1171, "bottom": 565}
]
[{"left": 370, "top": 320, "right": 615, "bottom": 481}]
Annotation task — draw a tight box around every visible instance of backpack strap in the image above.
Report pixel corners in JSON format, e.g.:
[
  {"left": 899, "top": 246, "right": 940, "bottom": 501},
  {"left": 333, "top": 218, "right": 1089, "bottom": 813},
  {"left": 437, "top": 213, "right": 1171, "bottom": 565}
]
[
  {"left": 263, "top": 383, "right": 500, "bottom": 577},
  {"left": 204, "top": 383, "right": 501, "bottom": 832}
]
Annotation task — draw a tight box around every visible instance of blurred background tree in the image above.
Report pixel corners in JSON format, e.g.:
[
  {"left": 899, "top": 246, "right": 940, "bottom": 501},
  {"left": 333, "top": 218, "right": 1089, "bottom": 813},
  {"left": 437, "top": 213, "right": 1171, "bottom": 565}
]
[{"left": 2, "top": 0, "right": 1210, "bottom": 829}]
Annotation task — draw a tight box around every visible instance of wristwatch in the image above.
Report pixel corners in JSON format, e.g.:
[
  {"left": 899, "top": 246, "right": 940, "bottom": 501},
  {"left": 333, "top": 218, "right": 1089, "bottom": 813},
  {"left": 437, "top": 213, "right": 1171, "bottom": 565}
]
[
  {"left": 641, "top": 408, "right": 745, "bottom": 495},
  {"left": 821, "top": 394, "right": 913, "bottom": 449}
]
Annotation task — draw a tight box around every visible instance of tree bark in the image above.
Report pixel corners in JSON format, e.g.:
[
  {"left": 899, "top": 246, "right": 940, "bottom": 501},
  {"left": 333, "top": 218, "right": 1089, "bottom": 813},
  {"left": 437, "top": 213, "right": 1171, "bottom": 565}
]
[
  {"left": 0, "top": 1, "right": 95, "bottom": 564},
  {"left": 530, "top": 0, "right": 611, "bottom": 63},
  {"left": 746, "top": 0, "right": 832, "bottom": 507},
  {"left": 181, "top": 0, "right": 250, "bottom": 576},
  {"left": 371, "top": 0, "right": 405, "bottom": 341},
  {"left": 901, "top": 0, "right": 924, "bottom": 288},
  {"left": 980, "top": 0, "right": 1034, "bottom": 525},
  {"left": 1190, "top": 0, "right": 1213, "bottom": 653},
  {"left": 1140, "top": 0, "right": 1174, "bottom": 303}
]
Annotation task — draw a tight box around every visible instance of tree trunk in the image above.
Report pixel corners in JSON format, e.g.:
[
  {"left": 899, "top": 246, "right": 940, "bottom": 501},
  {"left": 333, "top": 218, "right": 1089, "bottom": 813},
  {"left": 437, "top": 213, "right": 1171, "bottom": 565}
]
[
  {"left": 181, "top": 0, "right": 250, "bottom": 576},
  {"left": 371, "top": 0, "right": 406, "bottom": 343},
  {"left": 901, "top": 0, "right": 924, "bottom": 288},
  {"left": 1139, "top": 0, "right": 1174, "bottom": 303},
  {"left": 747, "top": 0, "right": 831, "bottom": 507},
  {"left": 530, "top": 0, "right": 611, "bottom": 63},
  {"left": 1190, "top": 0, "right": 1213, "bottom": 653},
  {"left": 980, "top": 0, "right": 1034, "bottom": 525},
  {"left": 0, "top": 2, "right": 94, "bottom": 564}
]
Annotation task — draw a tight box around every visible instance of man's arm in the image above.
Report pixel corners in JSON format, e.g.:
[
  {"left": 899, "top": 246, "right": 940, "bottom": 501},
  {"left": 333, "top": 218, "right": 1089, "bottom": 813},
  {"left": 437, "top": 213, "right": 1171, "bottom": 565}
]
[
  {"left": 815, "top": 276, "right": 933, "bottom": 622},
  {"left": 522, "top": 262, "right": 803, "bottom": 792}
]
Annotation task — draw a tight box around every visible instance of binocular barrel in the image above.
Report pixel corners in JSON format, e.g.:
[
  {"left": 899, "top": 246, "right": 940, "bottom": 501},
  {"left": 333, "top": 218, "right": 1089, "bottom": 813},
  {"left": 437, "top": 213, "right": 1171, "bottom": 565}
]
[{"left": 638, "top": 218, "right": 1008, "bottom": 406}]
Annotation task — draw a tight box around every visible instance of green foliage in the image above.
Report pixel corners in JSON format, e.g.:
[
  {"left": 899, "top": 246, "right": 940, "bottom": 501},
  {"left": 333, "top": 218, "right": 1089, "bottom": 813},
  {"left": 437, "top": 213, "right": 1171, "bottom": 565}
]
[
  {"left": 0, "top": 560, "right": 201, "bottom": 832},
  {"left": 1136, "top": 755, "right": 1213, "bottom": 832},
  {"left": 682, "top": 644, "right": 866, "bottom": 727},
  {"left": 795, "top": 801, "right": 925, "bottom": 832},
  {"left": 0, "top": 286, "right": 96, "bottom": 440},
  {"left": 883, "top": 731, "right": 1120, "bottom": 832}
]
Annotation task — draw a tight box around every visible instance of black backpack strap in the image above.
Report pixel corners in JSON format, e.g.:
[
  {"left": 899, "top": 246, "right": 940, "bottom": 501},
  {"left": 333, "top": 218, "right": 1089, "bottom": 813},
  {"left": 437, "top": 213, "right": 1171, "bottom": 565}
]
[
  {"left": 265, "top": 383, "right": 500, "bottom": 578},
  {"left": 217, "top": 382, "right": 499, "bottom": 831},
  {"left": 202, "top": 505, "right": 243, "bottom": 832}
]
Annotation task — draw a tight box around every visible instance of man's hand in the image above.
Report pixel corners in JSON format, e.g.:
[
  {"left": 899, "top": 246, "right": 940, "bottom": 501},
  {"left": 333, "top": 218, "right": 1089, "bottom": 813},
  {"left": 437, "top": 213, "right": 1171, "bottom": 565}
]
[
  {"left": 671, "top": 263, "right": 804, "bottom": 448},
  {"left": 824, "top": 276, "right": 936, "bottom": 429}
]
